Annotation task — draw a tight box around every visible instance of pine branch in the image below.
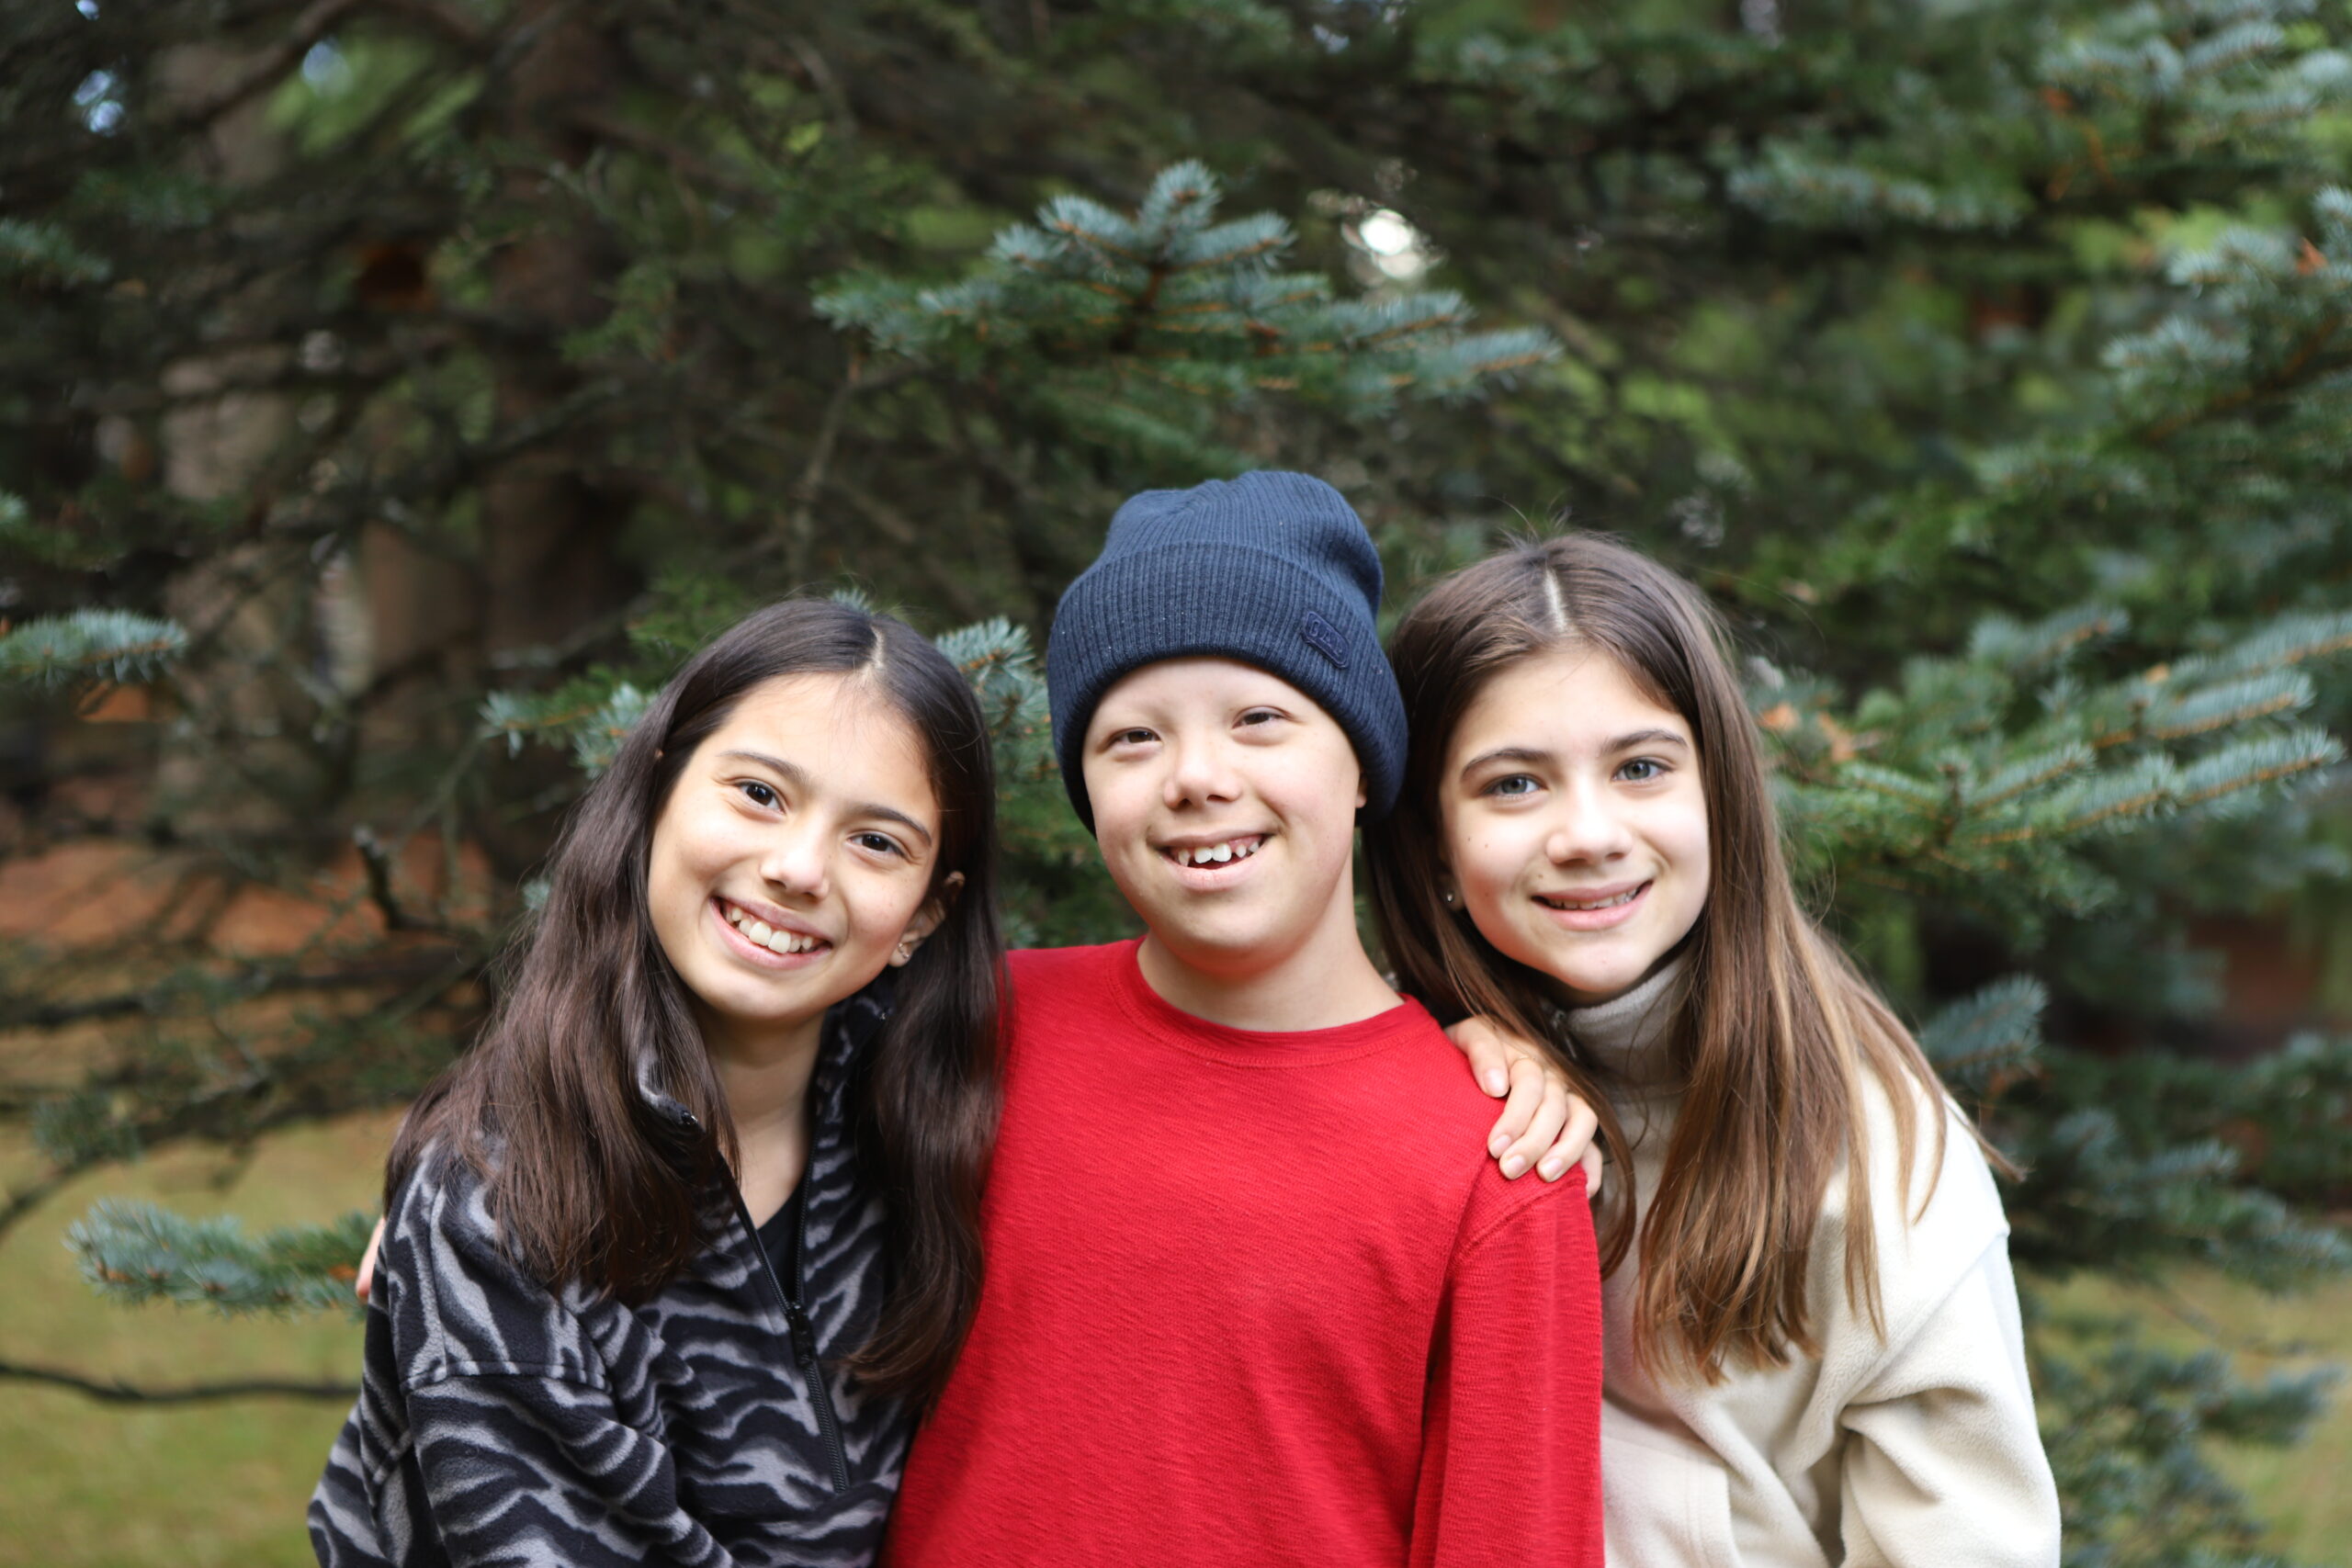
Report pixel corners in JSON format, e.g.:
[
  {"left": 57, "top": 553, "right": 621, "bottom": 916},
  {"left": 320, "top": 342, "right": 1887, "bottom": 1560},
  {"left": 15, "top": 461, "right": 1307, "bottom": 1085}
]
[
  {"left": 1918, "top": 976, "right": 2046, "bottom": 1100},
  {"left": 70, "top": 1201, "right": 377, "bottom": 1316},
  {"left": 0, "top": 611, "right": 186, "bottom": 691},
  {"left": 816, "top": 161, "right": 1561, "bottom": 437}
]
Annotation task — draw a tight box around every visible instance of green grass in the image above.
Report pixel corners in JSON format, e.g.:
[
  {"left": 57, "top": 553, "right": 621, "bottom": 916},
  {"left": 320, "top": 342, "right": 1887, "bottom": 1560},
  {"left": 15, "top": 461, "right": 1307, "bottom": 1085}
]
[
  {"left": 1, "top": 1116, "right": 2346, "bottom": 1564},
  {"left": 0, "top": 1112, "right": 393, "bottom": 1568}
]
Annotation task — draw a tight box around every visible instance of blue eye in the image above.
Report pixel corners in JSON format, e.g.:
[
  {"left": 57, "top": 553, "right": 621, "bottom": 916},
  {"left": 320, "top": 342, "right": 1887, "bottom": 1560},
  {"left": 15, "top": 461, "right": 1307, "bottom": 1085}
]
[
  {"left": 1485, "top": 773, "right": 1540, "bottom": 797},
  {"left": 1619, "top": 759, "right": 1666, "bottom": 783}
]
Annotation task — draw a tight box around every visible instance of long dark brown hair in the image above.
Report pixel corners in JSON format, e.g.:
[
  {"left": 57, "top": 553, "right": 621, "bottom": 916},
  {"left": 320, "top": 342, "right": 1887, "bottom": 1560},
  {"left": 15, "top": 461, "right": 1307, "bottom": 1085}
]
[
  {"left": 1368, "top": 533, "right": 1964, "bottom": 1383},
  {"left": 388, "top": 597, "right": 1002, "bottom": 1406}
]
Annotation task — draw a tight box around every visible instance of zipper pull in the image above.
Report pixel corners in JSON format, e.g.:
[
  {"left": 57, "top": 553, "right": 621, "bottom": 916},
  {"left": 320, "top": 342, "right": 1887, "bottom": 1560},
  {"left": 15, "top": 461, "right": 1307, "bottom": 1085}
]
[{"left": 783, "top": 1298, "right": 819, "bottom": 1367}]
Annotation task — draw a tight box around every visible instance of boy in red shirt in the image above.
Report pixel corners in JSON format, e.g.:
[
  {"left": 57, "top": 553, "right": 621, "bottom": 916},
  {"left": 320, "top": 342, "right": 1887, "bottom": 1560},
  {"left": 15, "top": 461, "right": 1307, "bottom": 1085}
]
[{"left": 884, "top": 472, "right": 1604, "bottom": 1566}]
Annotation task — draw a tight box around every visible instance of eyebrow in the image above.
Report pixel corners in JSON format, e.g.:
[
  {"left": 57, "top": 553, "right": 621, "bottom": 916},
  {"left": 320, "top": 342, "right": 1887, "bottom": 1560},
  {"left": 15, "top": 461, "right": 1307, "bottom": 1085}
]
[
  {"left": 718, "top": 749, "right": 935, "bottom": 847},
  {"left": 1457, "top": 730, "right": 1690, "bottom": 779}
]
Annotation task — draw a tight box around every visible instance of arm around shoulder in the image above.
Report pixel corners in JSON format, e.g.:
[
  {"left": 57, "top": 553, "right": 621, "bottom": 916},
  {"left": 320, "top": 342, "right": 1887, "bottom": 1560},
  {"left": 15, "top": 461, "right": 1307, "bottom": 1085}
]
[{"left": 1409, "top": 1168, "right": 1606, "bottom": 1568}]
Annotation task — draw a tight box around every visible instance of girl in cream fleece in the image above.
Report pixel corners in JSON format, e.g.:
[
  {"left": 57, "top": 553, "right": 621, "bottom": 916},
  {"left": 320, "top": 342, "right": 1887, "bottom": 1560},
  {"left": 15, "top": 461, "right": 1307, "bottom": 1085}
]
[{"left": 1369, "top": 534, "right": 2061, "bottom": 1568}]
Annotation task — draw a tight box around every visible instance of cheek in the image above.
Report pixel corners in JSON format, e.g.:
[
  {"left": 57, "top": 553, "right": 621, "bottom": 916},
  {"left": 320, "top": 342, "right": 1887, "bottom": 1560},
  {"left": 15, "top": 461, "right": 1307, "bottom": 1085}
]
[
  {"left": 1081, "top": 764, "right": 1148, "bottom": 841},
  {"left": 1656, "top": 795, "right": 1712, "bottom": 905},
  {"left": 1445, "top": 813, "right": 1530, "bottom": 903},
  {"left": 844, "top": 874, "right": 930, "bottom": 945},
  {"left": 648, "top": 801, "right": 754, "bottom": 915},
  {"left": 653, "top": 814, "right": 720, "bottom": 885},
  {"left": 645, "top": 820, "right": 693, "bottom": 907},
  {"left": 1268, "top": 745, "right": 1360, "bottom": 836}
]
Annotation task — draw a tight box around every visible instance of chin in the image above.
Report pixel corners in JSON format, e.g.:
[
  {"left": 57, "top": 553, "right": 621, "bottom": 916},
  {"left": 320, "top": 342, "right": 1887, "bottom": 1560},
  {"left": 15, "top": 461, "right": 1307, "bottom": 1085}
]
[
  {"left": 1527, "top": 946, "right": 1652, "bottom": 1003},
  {"left": 1156, "top": 919, "right": 1263, "bottom": 962}
]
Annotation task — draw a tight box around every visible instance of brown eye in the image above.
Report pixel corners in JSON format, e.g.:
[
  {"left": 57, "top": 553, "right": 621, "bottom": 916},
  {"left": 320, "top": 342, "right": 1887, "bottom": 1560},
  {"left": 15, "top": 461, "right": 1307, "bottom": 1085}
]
[{"left": 738, "top": 780, "right": 780, "bottom": 808}]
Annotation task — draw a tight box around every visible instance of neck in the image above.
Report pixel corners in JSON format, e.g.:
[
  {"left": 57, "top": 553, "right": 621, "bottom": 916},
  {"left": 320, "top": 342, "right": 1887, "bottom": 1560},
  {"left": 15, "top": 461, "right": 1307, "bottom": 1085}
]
[
  {"left": 695, "top": 1007, "right": 827, "bottom": 1154},
  {"left": 1563, "top": 951, "right": 1688, "bottom": 1089},
  {"left": 1136, "top": 874, "right": 1396, "bottom": 1032}
]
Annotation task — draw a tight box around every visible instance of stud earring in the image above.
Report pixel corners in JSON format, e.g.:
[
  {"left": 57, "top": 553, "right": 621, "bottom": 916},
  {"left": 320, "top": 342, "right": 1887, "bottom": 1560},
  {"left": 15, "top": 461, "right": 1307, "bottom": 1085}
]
[
  {"left": 892, "top": 941, "right": 913, "bottom": 965},
  {"left": 1441, "top": 888, "right": 1459, "bottom": 908}
]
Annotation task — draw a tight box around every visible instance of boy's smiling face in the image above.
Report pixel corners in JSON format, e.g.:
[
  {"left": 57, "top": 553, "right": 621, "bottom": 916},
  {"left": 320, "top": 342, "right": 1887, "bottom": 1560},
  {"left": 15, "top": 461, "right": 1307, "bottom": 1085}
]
[{"left": 1082, "top": 658, "right": 1368, "bottom": 984}]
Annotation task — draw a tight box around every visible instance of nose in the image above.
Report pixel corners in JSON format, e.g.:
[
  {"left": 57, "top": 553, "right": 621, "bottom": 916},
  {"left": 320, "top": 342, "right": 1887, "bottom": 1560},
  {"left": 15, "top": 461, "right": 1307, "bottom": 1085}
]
[
  {"left": 758, "top": 818, "right": 831, "bottom": 901},
  {"left": 1545, "top": 776, "right": 1634, "bottom": 867},
  {"left": 1162, "top": 730, "right": 1243, "bottom": 811}
]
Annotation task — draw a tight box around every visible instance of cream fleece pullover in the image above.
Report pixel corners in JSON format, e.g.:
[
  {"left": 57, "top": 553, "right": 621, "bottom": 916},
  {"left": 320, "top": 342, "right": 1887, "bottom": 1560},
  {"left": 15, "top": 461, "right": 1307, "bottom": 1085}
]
[{"left": 1566, "top": 959, "right": 2061, "bottom": 1568}]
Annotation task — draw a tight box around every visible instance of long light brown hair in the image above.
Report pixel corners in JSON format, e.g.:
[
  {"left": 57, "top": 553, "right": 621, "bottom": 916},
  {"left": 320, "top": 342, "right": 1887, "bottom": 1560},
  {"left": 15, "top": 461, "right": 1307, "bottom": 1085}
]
[{"left": 1367, "top": 533, "right": 1962, "bottom": 1382}]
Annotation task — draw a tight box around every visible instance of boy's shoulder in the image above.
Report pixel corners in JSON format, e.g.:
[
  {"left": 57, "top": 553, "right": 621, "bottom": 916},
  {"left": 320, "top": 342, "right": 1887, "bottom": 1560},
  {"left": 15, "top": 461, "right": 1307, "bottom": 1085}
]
[
  {"left": 1004, "top": 941, "right": 1144, "bottom": 1029},
  {"left": 1369, "top": 1012, "right": 1530, "bottom": 1147}
]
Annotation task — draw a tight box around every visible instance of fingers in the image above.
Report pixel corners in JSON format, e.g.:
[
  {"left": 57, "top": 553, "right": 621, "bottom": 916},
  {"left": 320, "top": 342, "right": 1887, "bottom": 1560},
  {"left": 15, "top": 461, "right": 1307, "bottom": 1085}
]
[
  {"left": 1452, "top": 1013, "right": 1606, "bottom": 1190},
  {"left": 1494, "top": 1057, "right": 1570, "bottom": 1180},
  {"left": 1536, "top": 1095, "right": 1600, "bottom": 1187},
  {"left": 355, "top": 1216, "right": 386, "bottom": 1303},
  {"left": 1484, "top": 1052, "right": 1541, "bottom": 1162},
  {"left": 1445, "top": 1016, "right": 1514, "bottom": 1099}
]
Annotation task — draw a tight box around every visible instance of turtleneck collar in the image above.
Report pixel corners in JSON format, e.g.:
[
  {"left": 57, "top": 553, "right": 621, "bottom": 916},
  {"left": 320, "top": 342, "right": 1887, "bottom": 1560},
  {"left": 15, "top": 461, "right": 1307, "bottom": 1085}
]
[{"left": 1561, "top": 952, "right": 1690, "bottom": 1092}]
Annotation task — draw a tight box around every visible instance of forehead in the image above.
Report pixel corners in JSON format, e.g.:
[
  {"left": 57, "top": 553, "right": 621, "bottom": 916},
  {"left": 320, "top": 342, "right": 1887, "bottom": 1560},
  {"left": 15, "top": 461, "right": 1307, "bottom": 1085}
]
[
  {"left": 1451, "top": 647, "right": 1690, "bottom": 754},
  {"left": 705, "top": 673, "right": 937, "bottom": 809},
  {"left": 1089, "top": 656, "right": 1325, "bottom": 725}
]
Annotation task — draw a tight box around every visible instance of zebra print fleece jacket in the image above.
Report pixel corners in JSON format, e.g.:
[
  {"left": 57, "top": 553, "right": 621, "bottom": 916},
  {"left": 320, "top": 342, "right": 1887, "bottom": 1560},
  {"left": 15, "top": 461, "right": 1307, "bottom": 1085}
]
[{"left": 309, "top": 988, "right": 913, "bottom": 1568}]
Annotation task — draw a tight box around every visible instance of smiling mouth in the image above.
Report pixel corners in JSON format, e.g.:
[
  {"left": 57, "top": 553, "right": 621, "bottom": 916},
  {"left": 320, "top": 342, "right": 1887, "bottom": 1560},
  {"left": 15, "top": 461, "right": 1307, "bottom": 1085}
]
[
  {"left": 1534, "top": 883, "right": 1649, "bottom": 913},
  {"left": 1159, "top": 834, "right": 1268, "bottom": 868},
  {"left": 718, "top": 897, "right": 829, "bottom": 956}
]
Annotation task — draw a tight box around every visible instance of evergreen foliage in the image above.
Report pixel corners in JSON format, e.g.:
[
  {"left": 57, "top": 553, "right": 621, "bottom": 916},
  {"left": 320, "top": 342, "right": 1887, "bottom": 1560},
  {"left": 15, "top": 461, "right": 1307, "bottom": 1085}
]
[
  {"left": 7, "top": 0, "right": 2352, "bottom": 1558},
  {"left": 68, "top": 1201, "right": 378, "bottom": 1316},
  {"left": 0, "top": 607, "right": 185, "bottom": 693}
]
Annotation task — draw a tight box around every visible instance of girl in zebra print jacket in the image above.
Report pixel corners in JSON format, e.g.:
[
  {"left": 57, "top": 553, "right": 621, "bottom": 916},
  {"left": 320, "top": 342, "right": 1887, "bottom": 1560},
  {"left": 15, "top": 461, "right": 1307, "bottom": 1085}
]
[{"left": 311, "top": 598, "right": 1006, "bottom": 1568}]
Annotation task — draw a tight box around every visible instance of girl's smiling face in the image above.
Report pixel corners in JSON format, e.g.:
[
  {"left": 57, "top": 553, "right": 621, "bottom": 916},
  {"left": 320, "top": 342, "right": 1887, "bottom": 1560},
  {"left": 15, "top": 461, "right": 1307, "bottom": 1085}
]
[
  {"left": 1441, "top": 646, "right": 1711, "bottom": 1007},
  {"left": 646, "top": 672, "right": 949, "bottom": 1055}
]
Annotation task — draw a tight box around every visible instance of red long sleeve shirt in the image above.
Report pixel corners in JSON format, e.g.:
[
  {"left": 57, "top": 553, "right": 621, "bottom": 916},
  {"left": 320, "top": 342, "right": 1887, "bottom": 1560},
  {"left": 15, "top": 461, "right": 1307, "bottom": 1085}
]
[{"left": 883, "top": 942, "right": 1604, "bottom": 1567}]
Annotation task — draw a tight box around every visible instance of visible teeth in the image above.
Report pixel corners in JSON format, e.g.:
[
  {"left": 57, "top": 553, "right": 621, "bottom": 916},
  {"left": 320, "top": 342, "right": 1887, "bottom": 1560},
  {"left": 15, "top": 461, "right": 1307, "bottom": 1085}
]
[
  {"left": 1172, "top": 838, "right": 1260, "bottom": 866},
  {"left": 722, "top": 905, "right": 820, "bottom": 953},
  {"left": 1553, "top": 888, "right": 1639, "bottom": 911}
]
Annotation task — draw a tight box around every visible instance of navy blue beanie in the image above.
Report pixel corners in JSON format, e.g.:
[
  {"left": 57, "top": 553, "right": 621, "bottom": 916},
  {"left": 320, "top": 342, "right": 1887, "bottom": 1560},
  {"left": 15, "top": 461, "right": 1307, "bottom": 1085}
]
[{"left": 1046, "top": 470, "right": 1408, "bottom": 830}]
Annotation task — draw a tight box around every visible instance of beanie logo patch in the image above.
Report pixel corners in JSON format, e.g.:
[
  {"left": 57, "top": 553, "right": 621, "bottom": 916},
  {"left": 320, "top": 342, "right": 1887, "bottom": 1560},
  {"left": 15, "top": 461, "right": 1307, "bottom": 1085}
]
[{"left": 1299, "top": 612, "right": 1349, "bottom": 670}]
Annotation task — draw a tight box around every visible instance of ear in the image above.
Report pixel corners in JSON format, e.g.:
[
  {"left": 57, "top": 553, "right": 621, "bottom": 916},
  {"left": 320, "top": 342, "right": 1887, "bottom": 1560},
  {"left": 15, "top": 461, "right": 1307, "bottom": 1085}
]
[{"left": 888, "top": 871, "right": 965, "bottom": 965}]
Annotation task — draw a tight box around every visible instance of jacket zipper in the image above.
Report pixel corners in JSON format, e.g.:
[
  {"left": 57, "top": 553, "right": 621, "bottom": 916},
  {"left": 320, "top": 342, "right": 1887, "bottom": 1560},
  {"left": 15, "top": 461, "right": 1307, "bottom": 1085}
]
[{"left": 729, "top": 1185, "right": 854, "bottom": 1494}]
